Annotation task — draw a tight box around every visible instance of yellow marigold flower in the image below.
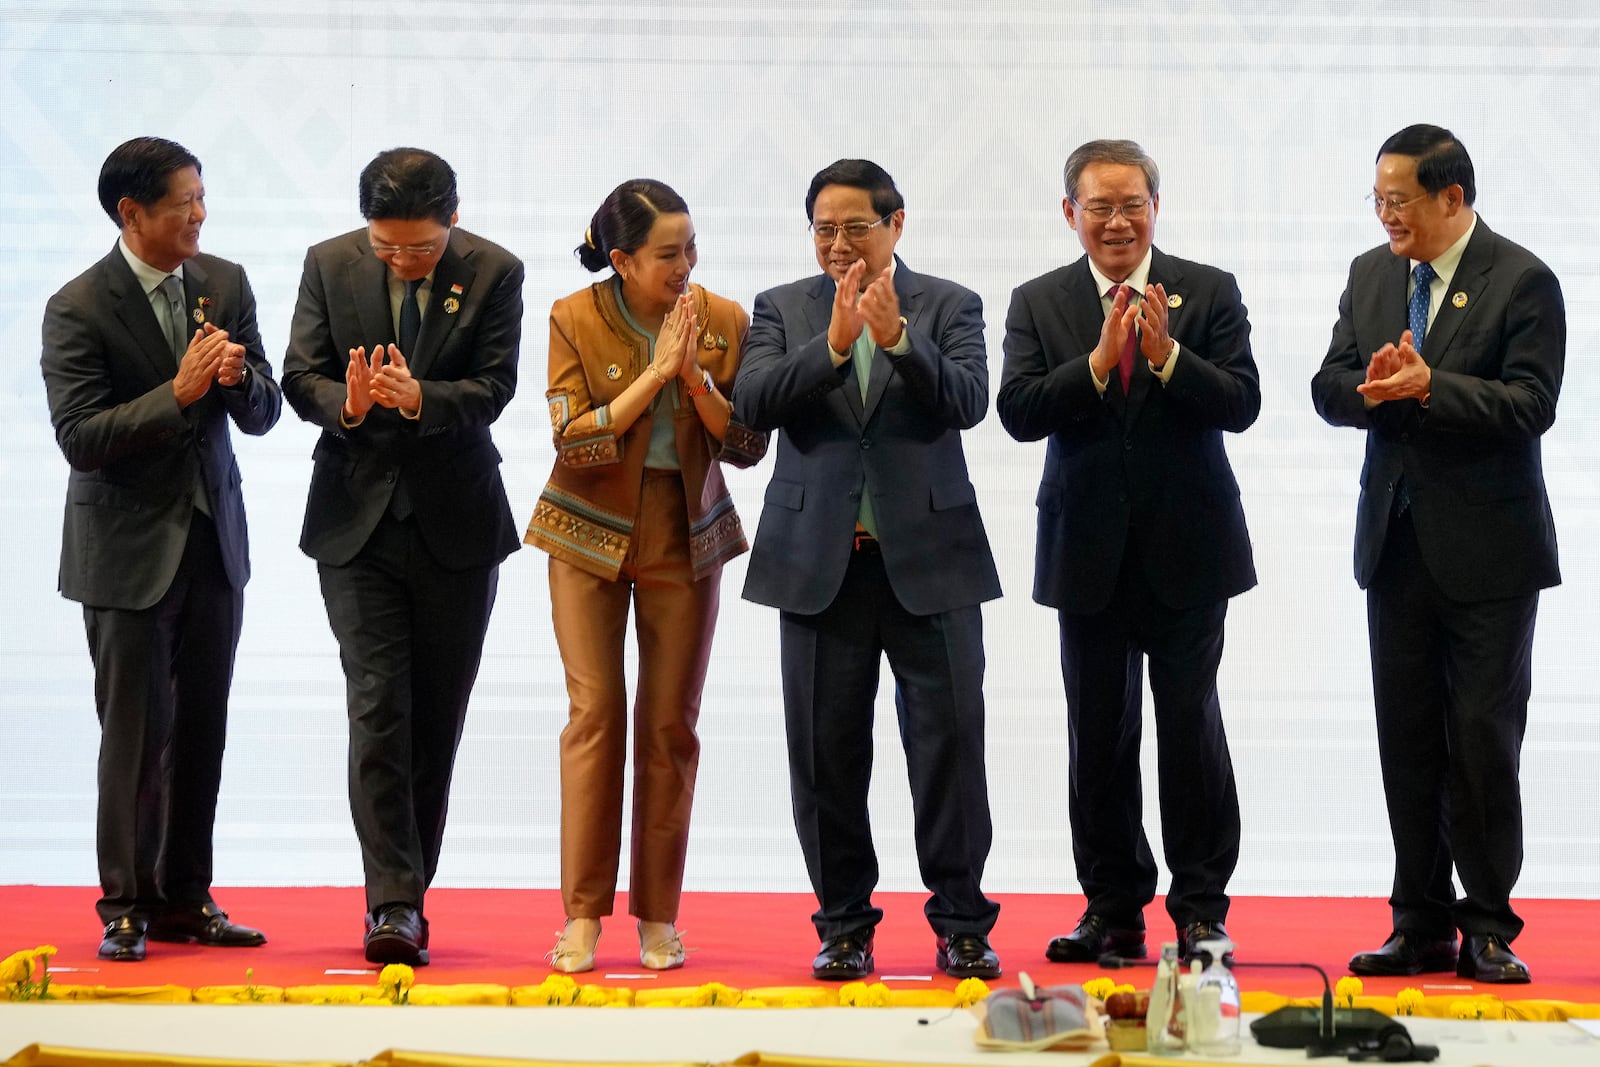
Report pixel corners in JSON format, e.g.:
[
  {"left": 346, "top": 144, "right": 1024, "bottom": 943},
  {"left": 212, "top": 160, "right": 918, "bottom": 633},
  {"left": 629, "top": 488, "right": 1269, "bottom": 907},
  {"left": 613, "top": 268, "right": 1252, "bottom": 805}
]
[
  {"left": 33, "top": 946, "right": 59, "bottom": 960},
  {"left": 734, "top": 995, "right": 768, "bottom": 1008},
  {"left": 688, "top": 982, "right": 741, "bottom": 1006},
  {"left": 1335, "top": 976, "right": 1363, "bottom": 1007},
  {"left": 783, "top": 991, "right": 822, "bottom": 1008},
  {"left": 953, "top": 977, "right": 991, "bottom": 1007},
  {"left": 837, "top": 981, "right": 868, "bottom": 1006},
  {"left": 1, "top": 953, "right": 31, "bottom": 985},
  {"left": 1448, "top": 999, "right": 1481, "bottom": 1020},
  {"left": 1395, "top": 988, "right": 1425, "bottom": 1016},
  {"left": 1082, "top": 977, "right": 1116, "bottom": 1001},
  {"left": 1112, "top": 983, "right": 1135, "bottom": 995},
  {"left": 378, "top": 964, "right": 415, "bottom": 992},
  {"left": 574, "top": 985, "right": 609, "bottom": 1007}
]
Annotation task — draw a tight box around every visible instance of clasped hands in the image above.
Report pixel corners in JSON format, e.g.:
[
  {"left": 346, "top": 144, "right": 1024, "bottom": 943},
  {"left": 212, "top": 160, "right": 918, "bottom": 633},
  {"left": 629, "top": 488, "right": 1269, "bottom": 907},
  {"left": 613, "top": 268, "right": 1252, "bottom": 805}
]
[
  {"left": 344, "top": 344, "right": 423, "bottom": 420},
  {"left": 1090, "top": 283, "right": 1174, "bottom": 382},
  {"left": 645, "top": 293, "right": 706, "bottom": 389},
  {"left": 172, "top": 323, "right": 249, "bottom": 407},
  {"left": 828, "top": 259, "right": 903, "bottom": 356},
  {"left": 1357, "top": 329, "right": 1431, "bottom": 406}
]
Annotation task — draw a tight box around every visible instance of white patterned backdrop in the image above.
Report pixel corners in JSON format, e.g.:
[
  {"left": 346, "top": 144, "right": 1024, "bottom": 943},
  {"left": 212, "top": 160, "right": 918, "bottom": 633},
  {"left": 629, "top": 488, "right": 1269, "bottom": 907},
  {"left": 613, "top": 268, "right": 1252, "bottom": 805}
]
[{"left": 2, "top": 1, "right": 1597, "bottom": 903}]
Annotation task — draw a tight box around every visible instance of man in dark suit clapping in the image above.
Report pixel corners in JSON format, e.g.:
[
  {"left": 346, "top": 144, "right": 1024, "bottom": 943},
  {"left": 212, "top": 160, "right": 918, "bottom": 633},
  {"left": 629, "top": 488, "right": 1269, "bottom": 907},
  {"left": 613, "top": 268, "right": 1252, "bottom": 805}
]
[
  {"left": 998, "top": 139, "right": 1258, "bottom": 967},
  {"left": 283, "top": 148, "right": 523, "bottom": 966},
  {"left": 735, "top": 159, "right": 1003, "bottom": 982},
  {"left": 1312, "top": 125, "right": 1563, "bottom": 984},
  {"left": 41, "top": 136, "right": 282, "bottom": 962}
]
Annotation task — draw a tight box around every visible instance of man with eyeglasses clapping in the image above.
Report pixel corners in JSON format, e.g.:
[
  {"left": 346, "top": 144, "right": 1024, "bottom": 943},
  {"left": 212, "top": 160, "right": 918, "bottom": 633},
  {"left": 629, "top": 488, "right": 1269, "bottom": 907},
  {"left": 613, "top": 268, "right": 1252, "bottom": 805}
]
[
  {"left": 1312, "top": 125, "right": 1563, "bottom": 985},
  {"left": 734, "top": 159, "right": 1003, "bottom": 982},
  {"left": 282, "top": 147, "right": 524, "bottom": 966},
  {"left": 998, "top": 139, "right": 1259, "bottom": 968}
]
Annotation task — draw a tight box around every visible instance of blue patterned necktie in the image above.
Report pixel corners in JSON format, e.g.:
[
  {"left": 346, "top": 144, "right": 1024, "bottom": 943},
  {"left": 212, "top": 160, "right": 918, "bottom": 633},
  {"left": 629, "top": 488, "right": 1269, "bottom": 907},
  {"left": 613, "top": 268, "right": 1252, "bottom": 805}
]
[{"left": 1408, "top": 261, "right": 1437, "bottom": 353}]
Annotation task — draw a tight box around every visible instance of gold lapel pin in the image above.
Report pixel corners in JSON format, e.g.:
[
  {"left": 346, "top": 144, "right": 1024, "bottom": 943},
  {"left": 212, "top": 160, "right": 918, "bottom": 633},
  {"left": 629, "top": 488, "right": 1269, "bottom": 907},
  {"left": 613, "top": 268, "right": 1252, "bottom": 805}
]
[
  {"left": 192, "top": 309, "right": 205, "bottom": 324},
  {"left": 443, "top": 297, "right": 460, "bottom": 314},
  {"left": 605, "top": 363, "right": 622, "bottom": 380},
  {"left": 716, "top": 334, "right": 728, "bottom": 350},
  {"left": 1167, "top": 294, "right": 1183, "bottom": 309},
  {"left": 1451, "top": 291, "right": 1468, "bottom": 309},
  {"left": 702, "top": 331, "right": 717, "bottom": 350}
]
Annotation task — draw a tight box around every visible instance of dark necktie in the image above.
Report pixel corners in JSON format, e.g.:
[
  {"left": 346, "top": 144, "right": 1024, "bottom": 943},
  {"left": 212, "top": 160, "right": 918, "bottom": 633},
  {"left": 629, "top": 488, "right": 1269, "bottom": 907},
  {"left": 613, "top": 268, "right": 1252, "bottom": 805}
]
[
  {"left": 160, "top": 274, "right": 187, "bottom": 363},
  {"left": 1408, "top": 262, "right": 1436, "bottom": 353},
  {"left": 399, "top": 278, "right": 423, "bottom": 355},
  {"left": 1114, "top": 284, "right": 1138, "bottom": 392}
]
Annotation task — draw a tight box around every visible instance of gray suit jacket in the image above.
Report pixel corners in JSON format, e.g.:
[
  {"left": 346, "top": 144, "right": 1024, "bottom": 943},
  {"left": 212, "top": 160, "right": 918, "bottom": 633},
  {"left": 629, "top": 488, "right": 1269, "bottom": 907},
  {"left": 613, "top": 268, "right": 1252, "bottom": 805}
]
[
  {"left": 734, "top": 257, "right": 1001, "bottom": 616},
  {"left": 41, "top": 245, "right": 282, "bottom": 610}
]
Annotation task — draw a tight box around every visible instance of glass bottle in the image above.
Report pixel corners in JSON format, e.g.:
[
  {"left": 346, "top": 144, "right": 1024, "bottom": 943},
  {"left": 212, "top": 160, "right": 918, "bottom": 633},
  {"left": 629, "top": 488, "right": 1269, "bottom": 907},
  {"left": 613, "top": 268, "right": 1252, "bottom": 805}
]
[
  {"left": 1145, "top": 941, "right": 1184, "bottom": 1055},
  {"left": 1187, "top": 939, "right": 1241, "bottom": 1056}
]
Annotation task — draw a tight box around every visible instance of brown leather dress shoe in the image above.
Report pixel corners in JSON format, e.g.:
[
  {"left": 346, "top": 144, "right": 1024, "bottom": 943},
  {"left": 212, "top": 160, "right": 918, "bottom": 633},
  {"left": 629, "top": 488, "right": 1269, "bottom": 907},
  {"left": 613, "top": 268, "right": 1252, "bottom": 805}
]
[
  {"left": 148, "top": 902, "right": 266, "bottom": 947},
  {"left": 1046, "top": 913, "right": 1146, "bottom": 963},
  {"left": 1458, "top": 933, "right": 1530, "bottom": 984},
  {"left": 364, "top": 902, "right": 429, "bottom": 966},
  {"left": 1348, "top": 930, "right": 1458, "bottom": 976},
  {"left": 812, "top": 929, "right": 874, "bottom": 980},
  {"left": 98, "top": 916, "right": 147, "bottom": 962},
  {"left": 937, "top": 933, "right": 1001, "bottom": 978}
]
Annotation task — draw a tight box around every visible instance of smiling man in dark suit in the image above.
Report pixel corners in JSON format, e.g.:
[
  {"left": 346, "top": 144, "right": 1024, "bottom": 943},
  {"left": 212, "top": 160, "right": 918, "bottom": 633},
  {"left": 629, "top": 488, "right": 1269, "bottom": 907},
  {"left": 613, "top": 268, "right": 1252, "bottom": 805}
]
[
  {"left": 282, "top": 147, "right": 523, "bottom": 966},
  {"left": 1312, "top": 125, "right": 1563, "bottom": 985},
  {"left": 41, "top": 136, "right": 282, "bottom": 962},
  {"left": 998, "top": 139, "right": 1258, "bottom": 967},
  {"left": 734, "top": 159, "right": 1003, "bottom": 981}
]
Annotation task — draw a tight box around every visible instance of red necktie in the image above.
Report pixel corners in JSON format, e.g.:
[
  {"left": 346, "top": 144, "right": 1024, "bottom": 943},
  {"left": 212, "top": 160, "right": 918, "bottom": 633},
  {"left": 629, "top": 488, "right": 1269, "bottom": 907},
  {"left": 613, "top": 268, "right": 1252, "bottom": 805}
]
[{"left": 1114, "top": 284, "right": 1138, "bottom": 392}]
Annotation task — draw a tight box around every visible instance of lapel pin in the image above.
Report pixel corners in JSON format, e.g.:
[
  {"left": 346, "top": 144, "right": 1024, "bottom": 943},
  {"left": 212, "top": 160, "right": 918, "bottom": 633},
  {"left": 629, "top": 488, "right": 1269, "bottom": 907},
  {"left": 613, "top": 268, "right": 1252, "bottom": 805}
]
[
  {"left": 1451, "top": 291, "right": 1468, "bottom": 309},
  {"left": 1167, "top": 293, "right": 1183, "bottom": 309},
  {"left": 193, "top": 296, "right": 211, "bottom": 324},
  {"left": 702, "top": 330, "right": 717, "bottom": 350},
  {"left": 716, "top": 334, "right": 728, "bottom": 351},
  {"left": 605, "top": 363, "right": 622, "bottom": 380},
  {"left": 443, "top": 297, "right": 460, "bottom": 314}
]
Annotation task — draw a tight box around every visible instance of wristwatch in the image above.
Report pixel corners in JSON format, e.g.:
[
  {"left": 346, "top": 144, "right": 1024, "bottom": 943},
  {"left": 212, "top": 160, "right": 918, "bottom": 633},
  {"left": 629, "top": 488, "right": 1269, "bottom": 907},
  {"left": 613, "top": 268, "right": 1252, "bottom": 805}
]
[{"left": 687, "top": 369, "right": 715, "bottom": 397}]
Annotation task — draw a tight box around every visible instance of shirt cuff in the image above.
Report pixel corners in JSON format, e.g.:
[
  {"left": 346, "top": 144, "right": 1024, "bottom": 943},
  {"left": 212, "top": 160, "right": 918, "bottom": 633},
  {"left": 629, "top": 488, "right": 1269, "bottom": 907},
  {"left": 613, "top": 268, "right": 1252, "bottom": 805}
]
[
  {"left": 1151, "top": 341, "right": 1180, "bottom": 382},
  {"left": 886, "top": 318, "right": 911, "bottom": 355}
]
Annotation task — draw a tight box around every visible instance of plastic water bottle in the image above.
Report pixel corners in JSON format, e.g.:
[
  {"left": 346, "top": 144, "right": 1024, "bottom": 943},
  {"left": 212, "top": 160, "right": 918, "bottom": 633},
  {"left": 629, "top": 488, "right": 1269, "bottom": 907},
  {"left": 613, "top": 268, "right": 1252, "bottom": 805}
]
[{"left": 1188, "top": 939, "right": 1241, "bottom": 1056}]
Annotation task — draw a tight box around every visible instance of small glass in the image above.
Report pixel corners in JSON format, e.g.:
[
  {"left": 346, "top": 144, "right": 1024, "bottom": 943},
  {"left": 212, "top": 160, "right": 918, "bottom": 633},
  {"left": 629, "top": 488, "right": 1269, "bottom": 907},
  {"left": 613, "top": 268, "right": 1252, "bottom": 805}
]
[{"left": 1187, "top": 939, "right": 1241, "bottom": 1056}]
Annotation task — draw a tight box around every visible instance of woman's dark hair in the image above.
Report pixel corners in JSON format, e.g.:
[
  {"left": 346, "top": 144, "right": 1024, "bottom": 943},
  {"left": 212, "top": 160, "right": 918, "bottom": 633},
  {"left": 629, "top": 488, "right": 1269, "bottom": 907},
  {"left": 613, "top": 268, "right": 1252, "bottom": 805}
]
[{"left": 576, "top": 179, "right": 689, "bottom": 272}]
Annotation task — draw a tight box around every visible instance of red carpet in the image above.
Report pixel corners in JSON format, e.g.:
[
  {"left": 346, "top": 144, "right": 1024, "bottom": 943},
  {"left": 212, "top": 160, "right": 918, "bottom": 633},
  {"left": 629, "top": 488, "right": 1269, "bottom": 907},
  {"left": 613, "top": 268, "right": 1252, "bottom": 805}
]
[{"left": 4, "top": 886, "right": 1597, "bottom": 1002}]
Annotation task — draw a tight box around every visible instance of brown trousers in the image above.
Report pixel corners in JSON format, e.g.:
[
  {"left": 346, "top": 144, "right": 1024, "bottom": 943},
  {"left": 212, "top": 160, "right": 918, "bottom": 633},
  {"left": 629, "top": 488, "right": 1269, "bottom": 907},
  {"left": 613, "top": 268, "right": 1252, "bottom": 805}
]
[{"left": 548, "top": 470, "right": 720, "bottom": 921}]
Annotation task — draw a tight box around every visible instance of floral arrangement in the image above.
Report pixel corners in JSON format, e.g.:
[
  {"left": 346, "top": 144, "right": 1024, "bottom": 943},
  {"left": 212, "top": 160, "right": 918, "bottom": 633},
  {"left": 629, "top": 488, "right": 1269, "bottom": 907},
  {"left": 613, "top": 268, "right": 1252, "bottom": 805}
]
[
  {"left": 1396, "top": 987, "right": 1424, "bottom": 1016},
  {"left": 1335, "top": 976, "right": 1364, "bottom": 1008},
  {"left": 1, "top": 945, "right": 56, "bottom": 1001}
]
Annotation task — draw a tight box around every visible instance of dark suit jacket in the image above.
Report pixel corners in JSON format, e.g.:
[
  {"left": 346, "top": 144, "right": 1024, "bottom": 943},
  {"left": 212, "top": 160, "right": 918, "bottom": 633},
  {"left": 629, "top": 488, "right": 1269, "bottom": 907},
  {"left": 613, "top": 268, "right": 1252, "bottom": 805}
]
[
  {"left": 734, "top": 258, "right": 1001, "bottom": 617},
  {"left": 42, "top": 245, "right": 282, "bottom": 610},
  {"left": 998, "top": 249, "right": 1259, "bottom": 615},
  {"left": 1310, "top": 217, "right": 1563, "bottom": 601},
  {"left": 282, "top": 227, "right": 523, "bottom": 570}
]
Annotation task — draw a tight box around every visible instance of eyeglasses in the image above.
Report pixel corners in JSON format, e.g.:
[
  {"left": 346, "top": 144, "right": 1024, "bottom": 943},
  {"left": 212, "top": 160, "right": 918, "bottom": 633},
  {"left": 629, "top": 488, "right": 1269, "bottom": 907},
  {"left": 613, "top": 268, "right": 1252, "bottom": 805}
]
[
  {"left": 1367, "top": 191, "right": 1432, "bottom": 216},
  {"left": 810, "top": 215, "right": 890, "bottom": 244},
  {"left": 369, "top": 236, "right": 445, "bottom": 257},
  {"left": 1072, "top": 199, "right": 1151, "bottom": 222}
]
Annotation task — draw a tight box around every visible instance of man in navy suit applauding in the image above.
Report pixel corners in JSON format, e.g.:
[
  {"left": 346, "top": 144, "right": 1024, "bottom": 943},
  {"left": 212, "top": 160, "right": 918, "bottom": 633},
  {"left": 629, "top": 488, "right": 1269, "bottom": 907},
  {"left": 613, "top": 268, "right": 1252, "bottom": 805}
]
[{"left": 735, "top": 159, "right": 1003, "bottom": 982}]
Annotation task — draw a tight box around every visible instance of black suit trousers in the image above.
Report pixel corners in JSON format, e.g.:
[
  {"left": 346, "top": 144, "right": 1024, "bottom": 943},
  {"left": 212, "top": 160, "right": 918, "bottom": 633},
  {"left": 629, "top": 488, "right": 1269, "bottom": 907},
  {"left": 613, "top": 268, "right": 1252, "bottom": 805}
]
[
  {"left": 1367, "top": 510, "right": 1534, "bottom": 941},
  {"left": 85, "top": 510, "right": 241, "bottom": 924},
  {"left": 1058, "top": 541, "right": 1240, "bottom": 929},
  {"left": 779, "top": 543, "right": 999, "bottom": 941},
  {"left": 318, "top": 512, "right": 499, "bottom": 912}
]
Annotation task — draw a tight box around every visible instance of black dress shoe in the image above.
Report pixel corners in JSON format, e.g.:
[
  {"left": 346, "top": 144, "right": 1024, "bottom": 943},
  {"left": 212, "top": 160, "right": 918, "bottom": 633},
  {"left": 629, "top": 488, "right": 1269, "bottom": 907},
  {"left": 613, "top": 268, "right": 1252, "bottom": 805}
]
[
  {"left": 812, "top": 929, "right": 874, "bottom": 980},
  {"left": 364, "top": 902, "right": 429, "bottom": 966},
  {"left": 1177, "top": 919, "right": 1234, "bottom": 966},
  {"left": 148, "top": 902, "right": 267, "bottom": 947},
  {"left": 98, "top": 916, "right": 147, "bottom": 962},
  {"left": 1458, "top": 933, "right": 1530, "bottom": 984},
  {"left": 1348, "top": 930, "right": 1457, "bottom": 976},
  {"left": 1045, "top": 913, "right": 1146, "bottom": 963},
  {"left": 937, "top": 933, "right": 1001, "bottom": 979}
]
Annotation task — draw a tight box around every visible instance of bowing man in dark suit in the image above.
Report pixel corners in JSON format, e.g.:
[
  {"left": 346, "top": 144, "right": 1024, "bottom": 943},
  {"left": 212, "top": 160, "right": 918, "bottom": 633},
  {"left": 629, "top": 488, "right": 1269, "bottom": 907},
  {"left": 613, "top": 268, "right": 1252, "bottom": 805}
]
[
  {"left": 41, "top": 137, "right": 282, "bottom": 962},
  {"left": 998, "top": 140, "right": 1258, "bottom": 966},
  {"left": 282, "top": 148, "right": 523, "bottom": 966},
  {"left": 1312, "top": 125, "right": 1563, "bottom": 984},
  {"left": 734, "top": 159, "right": 1003, "bottom": 981}
]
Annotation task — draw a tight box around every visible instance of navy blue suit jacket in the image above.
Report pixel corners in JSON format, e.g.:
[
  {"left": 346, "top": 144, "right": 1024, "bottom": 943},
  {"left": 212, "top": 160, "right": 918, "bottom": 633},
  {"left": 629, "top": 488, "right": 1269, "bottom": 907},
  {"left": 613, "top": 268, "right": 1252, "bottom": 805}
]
[
  {"left": 998, "top": 248, "right": 1259, "bottom": 614},
  {"left": 735, "top": 258, "right": 1001, "bottom": 617}
]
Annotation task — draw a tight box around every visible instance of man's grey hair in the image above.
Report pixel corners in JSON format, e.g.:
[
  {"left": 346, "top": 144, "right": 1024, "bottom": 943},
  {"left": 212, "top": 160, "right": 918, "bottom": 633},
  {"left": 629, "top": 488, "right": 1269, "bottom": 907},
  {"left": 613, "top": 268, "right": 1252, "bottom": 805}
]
[{"left": 1063, "top": 140, "right": 1160, "bottom": 202}]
